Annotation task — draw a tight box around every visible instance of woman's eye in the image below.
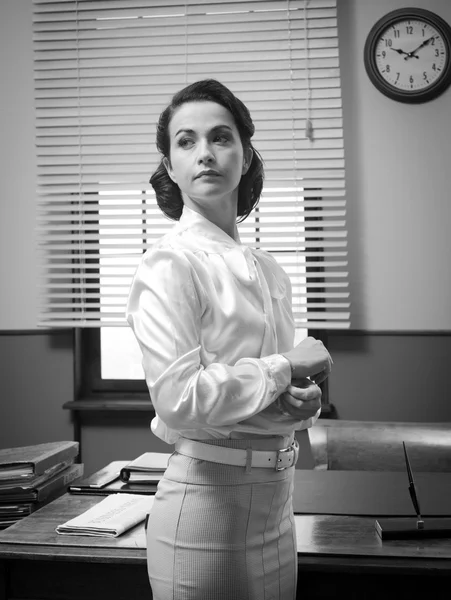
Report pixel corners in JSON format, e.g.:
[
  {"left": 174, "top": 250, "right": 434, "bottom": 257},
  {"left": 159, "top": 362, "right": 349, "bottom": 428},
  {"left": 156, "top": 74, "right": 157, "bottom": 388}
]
[
  {"left": 214, "top": 135, "right": 229, "bottom": 144},
  {"left": 177, "top": 138, "right": 194, "bottom": 148}
]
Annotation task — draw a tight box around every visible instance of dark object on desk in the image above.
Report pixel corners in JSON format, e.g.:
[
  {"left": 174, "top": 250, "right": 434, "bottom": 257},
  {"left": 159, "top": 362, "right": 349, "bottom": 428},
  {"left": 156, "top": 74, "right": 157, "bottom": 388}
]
[
  {"left": 375, "top": 517, "right": 451, "bottom": 539},
  {"left": 0, "top": 463, "right": 84, "bottom": 503},
  {"left": 69, "top": 461, "right": 158, "bottom": 496},
  {"left": 0, "top": 441, "right": 79, "bottom": 481},
  {"left": 0, "top": 440, "right": 81, "bottom": 528},
  {"left": 119, "top": 452, "right": 171, "bottom": 484},
  {"left": 0, "top": 458, "right": 76, "bottom": 495},
  {"left": 0, "top": 462, "right": 84, "bottom": 529},
  {"left": 0, "top": 482, "right": 75, "bottom": 529}
]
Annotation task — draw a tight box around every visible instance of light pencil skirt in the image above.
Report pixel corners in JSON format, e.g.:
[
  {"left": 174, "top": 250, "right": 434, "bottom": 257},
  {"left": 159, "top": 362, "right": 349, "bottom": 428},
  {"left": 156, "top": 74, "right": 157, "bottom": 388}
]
[{"left": 146, "top": 436, "right": 297, "bottom": 600}]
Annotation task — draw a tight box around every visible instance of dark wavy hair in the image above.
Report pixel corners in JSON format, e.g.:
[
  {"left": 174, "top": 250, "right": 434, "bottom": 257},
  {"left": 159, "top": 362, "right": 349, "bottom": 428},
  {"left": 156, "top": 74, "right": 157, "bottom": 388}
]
[{"left": 149, "top": 79, "right": 264, "bottom": 222}]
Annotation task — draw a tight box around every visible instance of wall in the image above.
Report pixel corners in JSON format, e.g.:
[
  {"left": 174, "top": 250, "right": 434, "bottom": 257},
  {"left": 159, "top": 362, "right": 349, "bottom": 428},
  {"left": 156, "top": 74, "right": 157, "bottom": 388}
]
[
  {"left": 0, "top": 0, "right": 450, "bottom": 476},
  {"left": 338, "top": 0, "right": 451, "bottom": 330},
  {"left": 0, "top": 331, "right": 74, "bottom": 448},
  {"left": 327, "top": 331, "right": 451, "bottom": 421},
  {"left": 0, "top": 0, "right": 38, "bottom": 329}
]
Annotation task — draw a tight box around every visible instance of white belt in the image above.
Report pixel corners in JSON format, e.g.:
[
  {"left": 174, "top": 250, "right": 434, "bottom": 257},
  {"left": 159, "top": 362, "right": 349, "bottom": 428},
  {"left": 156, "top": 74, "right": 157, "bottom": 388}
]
[{"left": 175, "top": 437, "right": 299, "bottom": 471}]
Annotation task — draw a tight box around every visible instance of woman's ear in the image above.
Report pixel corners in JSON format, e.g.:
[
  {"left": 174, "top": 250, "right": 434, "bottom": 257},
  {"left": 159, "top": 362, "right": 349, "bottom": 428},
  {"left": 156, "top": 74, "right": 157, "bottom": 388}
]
[
  {"left": 242, "top": 147, "right": 253, "bottom": 175},
  {"left": 163, "top": 157, "right": 177, "bottom": 183}
]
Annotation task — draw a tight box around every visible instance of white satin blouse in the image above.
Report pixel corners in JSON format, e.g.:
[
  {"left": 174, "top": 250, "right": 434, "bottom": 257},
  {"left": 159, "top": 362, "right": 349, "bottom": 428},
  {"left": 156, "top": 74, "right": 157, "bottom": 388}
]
[{"left": 126, "top": 206, "right": 318, "bottom": 444}]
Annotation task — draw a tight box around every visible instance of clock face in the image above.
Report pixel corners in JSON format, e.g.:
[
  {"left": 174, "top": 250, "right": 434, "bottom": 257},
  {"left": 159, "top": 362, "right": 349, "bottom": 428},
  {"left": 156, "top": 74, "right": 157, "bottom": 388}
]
[
  {"left": 375, "top": 20, "right": 447, "bottom": 92},
  {"left": 364, "top": 9, "right": 451, "bottom": 103}
]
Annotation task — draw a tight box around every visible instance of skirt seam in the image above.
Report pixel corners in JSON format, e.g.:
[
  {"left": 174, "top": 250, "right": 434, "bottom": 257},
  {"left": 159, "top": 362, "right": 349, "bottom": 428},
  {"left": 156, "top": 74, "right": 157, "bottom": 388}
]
[
  {"left": 263, "top": 483, "right": 278, "bottom": 599},
  {"left": 282, "top": 474, "right": 296, "bottom": 600},
  {"left": 278, "top": 480, "right": 291, "bottom": 599},
  {"left": 244, "top": 483, "right": 254, "bottom": 600},
  {"left": 172, "top": 461, "right": 192, "bottom": 600}
]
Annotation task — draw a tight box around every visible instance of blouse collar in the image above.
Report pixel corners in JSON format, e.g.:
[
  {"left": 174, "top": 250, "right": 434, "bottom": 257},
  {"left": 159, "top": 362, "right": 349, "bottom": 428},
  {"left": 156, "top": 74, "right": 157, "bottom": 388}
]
[
  {"left": 176, "top": 205, "right": 242, "bottom": 252},
  {"left": 171, "top": 206, "right": 286, "bottom": 296}
]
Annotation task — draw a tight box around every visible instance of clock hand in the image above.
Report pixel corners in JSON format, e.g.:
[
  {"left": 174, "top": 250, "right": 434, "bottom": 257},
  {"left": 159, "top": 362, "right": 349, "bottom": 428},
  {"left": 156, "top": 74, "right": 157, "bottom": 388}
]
[
  {"left": 404, "top": 36, "right": 434, "bottom": 59},
  {"left": 390, "top": 47, "right": 410, "bottom": 56}
]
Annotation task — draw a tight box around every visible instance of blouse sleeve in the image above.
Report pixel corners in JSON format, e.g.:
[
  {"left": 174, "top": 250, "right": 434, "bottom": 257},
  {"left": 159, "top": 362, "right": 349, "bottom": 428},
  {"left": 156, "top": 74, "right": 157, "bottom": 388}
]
[{"left": 126, "top": 248, "right": 291, "bottom": 431}]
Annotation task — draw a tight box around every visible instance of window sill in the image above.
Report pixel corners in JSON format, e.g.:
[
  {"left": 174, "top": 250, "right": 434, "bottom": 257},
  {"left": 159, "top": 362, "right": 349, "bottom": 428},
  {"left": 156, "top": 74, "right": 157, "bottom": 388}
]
[
  {"left": 64, "top": 398, "right": 334, "bottom": 416},
  {"left": 63, "top": 397, "right": 154, "bottom": 412}
]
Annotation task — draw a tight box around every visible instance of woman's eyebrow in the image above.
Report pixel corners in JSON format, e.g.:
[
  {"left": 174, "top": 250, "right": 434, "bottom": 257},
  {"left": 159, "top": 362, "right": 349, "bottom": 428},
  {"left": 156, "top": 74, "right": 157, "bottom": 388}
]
[
  {"left": 210, "top": 125, "right": 233, "bottom": 133},
  {"left": 175, "top": 128, "right": 195, "bottom": 137},
  {"left": 174, "top": 124, "right": 233, "bottom": 137}
]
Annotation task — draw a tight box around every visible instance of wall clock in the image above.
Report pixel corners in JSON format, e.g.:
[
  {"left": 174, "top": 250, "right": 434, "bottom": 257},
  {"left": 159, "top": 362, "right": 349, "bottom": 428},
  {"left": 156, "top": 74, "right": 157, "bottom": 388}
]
[{"left": 364, "top": 7, "right": 451, "bottom": 103}]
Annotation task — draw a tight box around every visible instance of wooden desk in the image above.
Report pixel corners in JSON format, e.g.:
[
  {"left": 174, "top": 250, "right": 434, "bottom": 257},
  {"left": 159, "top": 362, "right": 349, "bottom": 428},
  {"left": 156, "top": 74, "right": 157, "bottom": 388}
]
[{"left": 1, "top": 472, "right": 451, "bottom": 600}]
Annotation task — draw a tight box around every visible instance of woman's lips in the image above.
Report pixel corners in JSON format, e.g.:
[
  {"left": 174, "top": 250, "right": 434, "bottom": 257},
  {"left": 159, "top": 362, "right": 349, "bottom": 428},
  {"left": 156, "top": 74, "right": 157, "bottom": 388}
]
[{"left": 195, "top": 170, "right": 221, "bottom": 179}]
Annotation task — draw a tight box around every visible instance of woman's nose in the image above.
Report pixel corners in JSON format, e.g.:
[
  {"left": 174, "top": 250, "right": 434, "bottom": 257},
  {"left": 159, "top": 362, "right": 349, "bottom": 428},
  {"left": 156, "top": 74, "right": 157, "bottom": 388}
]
[{"left": 197, "top": 141, "right": 215, "bottom": 164}]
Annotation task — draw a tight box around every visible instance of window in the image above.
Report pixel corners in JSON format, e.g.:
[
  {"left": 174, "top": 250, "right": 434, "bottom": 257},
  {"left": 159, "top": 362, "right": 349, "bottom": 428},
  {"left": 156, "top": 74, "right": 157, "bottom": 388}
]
[{"left": 33, "top": 0, "right": 349, "bottom": 406}]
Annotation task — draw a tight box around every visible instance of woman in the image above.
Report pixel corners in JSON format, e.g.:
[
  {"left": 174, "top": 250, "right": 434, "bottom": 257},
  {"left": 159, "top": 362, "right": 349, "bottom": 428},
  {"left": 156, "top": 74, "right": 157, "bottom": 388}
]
[{"left": 126, "top": 79, "right": 333, "bottom": 600}]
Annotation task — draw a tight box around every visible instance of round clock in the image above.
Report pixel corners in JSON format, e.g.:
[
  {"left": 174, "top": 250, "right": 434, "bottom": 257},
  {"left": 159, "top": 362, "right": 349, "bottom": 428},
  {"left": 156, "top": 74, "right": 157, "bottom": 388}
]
[{"left": 364, "top": 8, "right": 451, "bottom": 103}]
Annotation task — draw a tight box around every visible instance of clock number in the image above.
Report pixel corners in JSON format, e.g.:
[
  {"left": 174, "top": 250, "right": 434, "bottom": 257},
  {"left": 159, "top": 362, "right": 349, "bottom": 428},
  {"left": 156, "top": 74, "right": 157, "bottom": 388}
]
[
  {"left": 435, "top": 49, "right": 439, "bottom": 57},
  {"left": 409, "top": 75, "right": 414, "bottom": 83},
  {"left": 431, "top": 37, "right": 436, "bottom": 45},
  {"left": 423, "top": 71, "right": 428, "bottom": 80},
  {"left": 395, "top": 72, "right": 400, "bottom": 82},
  {"left": 432, "top": 63, "right": 437, "bottom": 71},
  {"left": 382, "top": 50, "right": 386, "bottom": 58},
  {"left": 386, "top": 64, "right": 391, "bottom": 73},
  {"left": 406, "top": 25, "right": 413, "bottom": 34},
  {"left": 385, "top": 39, "right": 392, "bottom": 47},
  {"left": 393, "top": 29, "right": 400, "bottom": 38}
]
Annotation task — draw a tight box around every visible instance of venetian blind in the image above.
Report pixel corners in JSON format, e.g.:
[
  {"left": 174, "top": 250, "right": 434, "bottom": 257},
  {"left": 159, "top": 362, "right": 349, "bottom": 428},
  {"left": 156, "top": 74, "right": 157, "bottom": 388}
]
[{"left": 33, "top": 0, "right": 350, "bottom": 329}]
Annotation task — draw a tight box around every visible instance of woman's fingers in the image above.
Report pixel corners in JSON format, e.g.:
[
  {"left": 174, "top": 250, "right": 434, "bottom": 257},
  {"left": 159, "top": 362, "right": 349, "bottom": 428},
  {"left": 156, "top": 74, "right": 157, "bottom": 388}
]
[
  {"left": 277, "top": 378, "right": 322, "bottom": 420},
  {"left": 285, "top": 379, "right": 322, "bottom": 405}
]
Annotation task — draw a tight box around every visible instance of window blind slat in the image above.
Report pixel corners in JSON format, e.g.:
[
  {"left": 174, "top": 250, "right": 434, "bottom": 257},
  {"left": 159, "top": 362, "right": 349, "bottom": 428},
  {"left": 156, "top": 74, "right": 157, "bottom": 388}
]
[{"left": 34, "top": 0, "right": 350, "bottom": 329}]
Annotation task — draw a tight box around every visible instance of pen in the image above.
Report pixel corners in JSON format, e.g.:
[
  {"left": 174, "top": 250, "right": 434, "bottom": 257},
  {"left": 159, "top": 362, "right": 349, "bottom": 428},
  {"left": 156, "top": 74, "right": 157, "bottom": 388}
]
[{"left": 403, "top": 441, "right": 424, "bottom": 530}]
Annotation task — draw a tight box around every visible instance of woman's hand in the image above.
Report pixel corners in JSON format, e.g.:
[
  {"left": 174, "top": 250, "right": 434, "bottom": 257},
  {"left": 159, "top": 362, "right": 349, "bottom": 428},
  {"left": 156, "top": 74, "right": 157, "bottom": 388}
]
[
  {"left": 276, "top": 378, "right": 322, "bottom": 421},
  {"left": 282, "top": 336, "right": 333, "bottom": 384}
]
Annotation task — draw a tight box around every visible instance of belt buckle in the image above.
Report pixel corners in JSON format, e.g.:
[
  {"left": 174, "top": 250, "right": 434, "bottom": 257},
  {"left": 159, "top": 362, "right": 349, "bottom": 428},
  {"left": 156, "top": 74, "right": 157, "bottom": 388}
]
[
  {"left": 275, "top": 440, "right": 299, "bottom": 471},
  {"left": 275, "top": 446, "right": 293, "bottom": 471}
]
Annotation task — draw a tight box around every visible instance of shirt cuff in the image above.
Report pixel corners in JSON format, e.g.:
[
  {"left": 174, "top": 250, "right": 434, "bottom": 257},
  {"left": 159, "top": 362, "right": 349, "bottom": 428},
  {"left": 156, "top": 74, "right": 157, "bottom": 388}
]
[{"left": 260, "top": 353, "right": 292, "bottom": 397}]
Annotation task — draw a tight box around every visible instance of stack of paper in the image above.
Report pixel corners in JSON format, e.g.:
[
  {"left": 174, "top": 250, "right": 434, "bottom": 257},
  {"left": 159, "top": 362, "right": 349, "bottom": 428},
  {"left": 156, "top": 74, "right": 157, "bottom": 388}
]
[{"left": 56, "top": 493, "right": 154, "bottom": 537}]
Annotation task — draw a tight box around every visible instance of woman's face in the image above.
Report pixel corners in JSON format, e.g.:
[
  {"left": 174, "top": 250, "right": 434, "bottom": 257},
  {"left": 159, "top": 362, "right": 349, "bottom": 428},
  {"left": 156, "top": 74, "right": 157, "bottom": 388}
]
[{"left": 163, "top": 101, "right": 251, "bottom": 215}]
